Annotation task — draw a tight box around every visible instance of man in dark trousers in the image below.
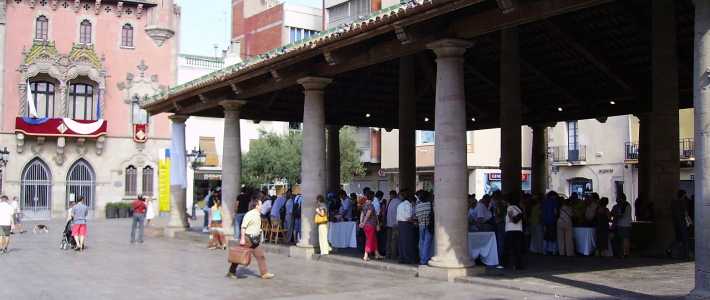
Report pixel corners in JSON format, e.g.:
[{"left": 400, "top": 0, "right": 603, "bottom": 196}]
[
  {"left": 131, "top": 195, "right": 147, "bottom": 244},
  {"left": 396, "top": 190, "right": 416, "bottom": 264}
]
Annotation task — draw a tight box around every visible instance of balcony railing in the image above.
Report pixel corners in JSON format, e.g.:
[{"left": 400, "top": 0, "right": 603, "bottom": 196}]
[
  {"left": 624, "top": 138, "right": 695, "bottom": 161},
  {"left": 680, "top": 138, "right": 695, "bottom": 160},
  {"left": 549, "top": 145, "right": 587, "bottom": 163}
]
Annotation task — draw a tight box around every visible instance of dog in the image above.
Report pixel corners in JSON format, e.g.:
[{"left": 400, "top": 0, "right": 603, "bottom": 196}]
[{"left": 32, "top": 224, "right": 49, "bottom": 234}]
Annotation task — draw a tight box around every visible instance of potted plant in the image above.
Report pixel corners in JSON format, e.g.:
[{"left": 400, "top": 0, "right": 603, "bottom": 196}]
[
  {"left": 118, "top": 202, "right": 131, "bottom": 218},
  {"left": 105, "top": 203, "right": 119, "bottom": 219}
]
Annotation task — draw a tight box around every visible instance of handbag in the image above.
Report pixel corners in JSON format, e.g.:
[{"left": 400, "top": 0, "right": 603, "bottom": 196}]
[
  {"left": 228, "top": 245, "right": 252, "bottom": 265},
  {"left": 315, "top": 213, "right": 328, "bottom": 225}
]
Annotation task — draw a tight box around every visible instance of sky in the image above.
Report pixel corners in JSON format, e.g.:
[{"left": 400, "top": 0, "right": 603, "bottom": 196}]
[{"left": 176, "top": 0, "right": 322, "bottom": 57}]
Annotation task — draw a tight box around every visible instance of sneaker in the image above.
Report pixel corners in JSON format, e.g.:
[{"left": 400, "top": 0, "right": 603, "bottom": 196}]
[
  {"left": 225, "top": 273, "right": 238, "bottom": 279},
  {"left": 260, "top": 273, "right": 275, "bottom": 279},
  {"left": 202, "top": 228, "right": 209, "bottom": 233}
]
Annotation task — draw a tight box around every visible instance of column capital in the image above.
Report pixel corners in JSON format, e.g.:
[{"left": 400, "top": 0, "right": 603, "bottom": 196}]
[
  {"left": 219, "top": 100, "right": 247, "bottom": 111},
  {"left": 297, "top": 77, "right": 332, "bottom": 91},
  {"left": 427, "top": 39, "right": 473, "bottom": 58},
  {"left": 168, "top": 114, "right": 189, "bottom": 123}
]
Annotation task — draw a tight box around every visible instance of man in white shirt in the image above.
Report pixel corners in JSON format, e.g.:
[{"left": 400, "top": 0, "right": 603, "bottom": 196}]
[
  {"left": 386, "top": 190, "right": 401, "bottom": 260},
  {"left": 0, "top": 196, "right": 15, "bottom": 253},
  {"left": 396, "top": 191, "right": 416, "bottom": 264}
]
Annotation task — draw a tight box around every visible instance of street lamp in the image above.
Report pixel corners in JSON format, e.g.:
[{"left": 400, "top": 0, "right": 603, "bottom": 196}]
[
  {"left": 186, "top": 147, "right": 205, "bottom": 169},
  {"left": 0, "top": 147, "right": 10, "bottom": 168}
]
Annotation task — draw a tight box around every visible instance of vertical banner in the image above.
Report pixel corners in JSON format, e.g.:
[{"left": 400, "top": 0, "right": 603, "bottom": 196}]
[{"left": 158, "top": 149, "right": 171, "bottom": 212}]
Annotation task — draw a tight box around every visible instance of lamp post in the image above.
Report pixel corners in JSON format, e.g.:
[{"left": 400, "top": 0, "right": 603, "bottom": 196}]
[{"left": 0, "top": 147, "right": 9, "bottom": 194}]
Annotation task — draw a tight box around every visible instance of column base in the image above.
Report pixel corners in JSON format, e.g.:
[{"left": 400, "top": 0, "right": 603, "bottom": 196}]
[
  {"left": 289, "top": 245, "right": 315, "bottom": 259},
  {"left": 164, "top": 226, "right": 187, "bottom": 238},
  {"left": 418, "top": 265, "right": 477, "bottom": 282},
  {"left": 688, "top": 288, "right": 710, "bottom": 300}
]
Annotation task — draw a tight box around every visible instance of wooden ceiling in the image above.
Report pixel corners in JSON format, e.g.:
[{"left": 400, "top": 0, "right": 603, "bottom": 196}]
[{"left": 145, "top": 0, "right": 695, "bottom": 131}]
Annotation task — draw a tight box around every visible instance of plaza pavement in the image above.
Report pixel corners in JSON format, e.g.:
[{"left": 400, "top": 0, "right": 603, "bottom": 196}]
[{"left": 0, "top": 218, "right": 693, "bottom": 300}]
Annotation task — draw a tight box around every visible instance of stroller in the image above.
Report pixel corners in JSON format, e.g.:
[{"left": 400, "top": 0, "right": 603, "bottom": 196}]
[{"left": 60, "top": 218, "right": 77, "bottom": 250}]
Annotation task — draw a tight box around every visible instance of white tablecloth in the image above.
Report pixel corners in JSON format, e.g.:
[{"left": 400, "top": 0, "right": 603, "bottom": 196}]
[
  {"left": 573, "top": 227, "right": 596, "bottom": 256},
  {"left": 468, "top": 232, "right": 499, "bottom": 266},
  {"left": 328, "top": 222, "right": 357, "bottom": 248}
]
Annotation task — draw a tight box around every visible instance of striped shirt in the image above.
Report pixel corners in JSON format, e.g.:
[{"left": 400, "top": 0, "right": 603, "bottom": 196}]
[{"left": 415, "top": 201, "right": 432, "bottom": 227}]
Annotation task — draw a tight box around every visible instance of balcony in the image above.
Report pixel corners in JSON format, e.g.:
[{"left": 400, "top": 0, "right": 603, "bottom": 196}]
[
  {"left": 549, "top": 145, "right": 587, "bottom": 165},
  {"left": 624, "top": 138, "right": 695, "bottom": 162}
]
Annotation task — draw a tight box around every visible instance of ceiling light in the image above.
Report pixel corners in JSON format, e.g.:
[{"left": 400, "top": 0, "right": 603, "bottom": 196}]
[
  {"left": 424, "top": 117, "right": 429, "bottom": 122},
  {"left": 365, "top": 113, "right": 371, "bottom": 118},
  {"left": 471, "top": 117, "right": 476, "bottom": 122},
  {"left": 557, "top": 107, "right": 563, "bottom": 112},
  {"left": 609, "top": 100, "right": 616, "bottom": 105}
]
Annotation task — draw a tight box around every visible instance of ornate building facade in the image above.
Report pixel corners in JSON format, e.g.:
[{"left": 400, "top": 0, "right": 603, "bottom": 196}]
[{"left": 0, "top": 0, "right": 179, "bottom": 219}]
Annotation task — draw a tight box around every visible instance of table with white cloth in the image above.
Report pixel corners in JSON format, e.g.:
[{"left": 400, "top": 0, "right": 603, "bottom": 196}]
[
  {"left": 328, "top": 221, "right": 357, "bottom": 248},
  {"left": 573, "top": 227, "right": 596, "bottom": 256},
  {"left": 468, "top": 232, "right": 499, "bottom": 266}
]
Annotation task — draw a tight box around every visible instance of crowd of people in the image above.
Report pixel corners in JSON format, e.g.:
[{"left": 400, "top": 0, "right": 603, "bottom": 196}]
[{"left": 468, "top": 189, "right": 694, "bottom": 268}]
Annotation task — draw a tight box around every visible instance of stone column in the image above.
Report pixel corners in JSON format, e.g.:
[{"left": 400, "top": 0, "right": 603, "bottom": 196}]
[
  {"left": 219, "top": 100, "right": 245, "bottom": 237},
  {"left": 500, "top": 27, "right": 522, "bottom": 202},
  {"left": 167, "top": 114, "right": 189, "bottom": 234},
  {"left": 691, "top": 0, "right": 710, "bottom": 297},
  {"left": 423, "top": 39, "right": 473, "bottom": 280},
  {"left": 530, "top": 124, "right": 548, "bottom": 196},
  {"left": 293, "top": 77, "right": 331, "bottom": 257},
  {"left": 637, "top": 113, "right": 650, "bottom": 206},
  {"left": 647, "top": 0, "right": 679, "bottom": 254},
  {"left": 327, "top": 124, "right": 341, "bottom": 193},
  {"left": 399, "top": 55, "right": 417, "bottom": 193}
]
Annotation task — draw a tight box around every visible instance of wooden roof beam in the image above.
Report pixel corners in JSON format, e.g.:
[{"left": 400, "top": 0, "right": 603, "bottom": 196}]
[
  {"left": 542, "top": 19, "right": 635, "bottom": 94},
  {"left": 451, "top": 0, "right": 612, "bottom": 38},
  {"left": 521, "top": 59, "right": 582, "bottom": 105}
]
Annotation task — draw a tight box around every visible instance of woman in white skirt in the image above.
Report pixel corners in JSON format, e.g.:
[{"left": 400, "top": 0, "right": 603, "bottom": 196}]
[{"left": 145, "top": 196, "right": 156, "bottom": 226}]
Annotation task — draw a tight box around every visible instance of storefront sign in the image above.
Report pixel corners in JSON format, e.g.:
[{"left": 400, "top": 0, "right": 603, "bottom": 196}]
[
  {"left": 158, "top": 159, "right": 171, "bottom": 212},
  {"left": 487, "top": 173, "right": 529, "bottom": 181},
  {"left": 598, "top": 168, "right": 614, "bottom": 174}
]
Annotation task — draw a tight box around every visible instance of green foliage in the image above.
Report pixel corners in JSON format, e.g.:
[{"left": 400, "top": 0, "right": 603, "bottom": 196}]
[
  {"left": 241, "top": 127, "right": 364, "bottom": 188},
  {"left": 339, "top": 127, "right": 366, "bottom": 183}
]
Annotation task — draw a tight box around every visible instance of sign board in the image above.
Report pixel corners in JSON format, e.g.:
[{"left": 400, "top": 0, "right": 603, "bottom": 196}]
[{"left": 158, "top": 159, "right": 171, "bottom": 212}]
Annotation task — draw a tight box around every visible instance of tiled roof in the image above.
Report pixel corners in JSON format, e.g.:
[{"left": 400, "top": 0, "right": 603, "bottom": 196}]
[{"left": 142, "top": 0, "right": 437, "bottom": 109}]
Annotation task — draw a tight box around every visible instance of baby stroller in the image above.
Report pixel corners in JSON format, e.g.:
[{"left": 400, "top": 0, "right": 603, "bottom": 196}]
[{"left": 60, "top": 218, "right": 76, "bottom": 250}]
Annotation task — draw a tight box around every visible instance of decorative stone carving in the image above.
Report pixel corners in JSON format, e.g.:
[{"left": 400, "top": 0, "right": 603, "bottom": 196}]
[
  {"left": 28, "top": 0, "right": 36, "bottom": 8},
  {"left": 54, "top": 137, "right": 65, "bottom": 165},
  {"left": 72, "top": 0, "right": 80, "bottom": 12},
  {"left": 76, "top": 137, "right": 87, "bottom": 155},
  {"left": 93, "top": 0, "right": 100, "bottom": 15},
  {"left": 116, "top": 1, "right": 123, "bottom": 17},
  {"left": 117, "top": 60, "right": 166, "bottom": 105},
  {"left": 32, "top": 136, "right": 45, "bottom": 154},
  {"left": 16, "top": 134, "right": 25, "bottom": 154},
  {"left": 0, "top": 1, "right": 7, "bottom": 24},
  {"left": 145, "top": 26, "right": 175, "bottom": 47},
  {"left": 50, "top": 0, "right": 58, "bottom": 10},
  {"left": 136, "top": 3, "right": 143, "bottom": 19},
  {"left": 95, "top": 136, "right": 105, "bottom": 155},
  {"left": 18, "top": 41, "right": 107, "bottom": 118}
]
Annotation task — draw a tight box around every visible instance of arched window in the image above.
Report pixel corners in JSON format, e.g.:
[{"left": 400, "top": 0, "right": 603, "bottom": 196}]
[
  {"left": 79, "top": 20, "right": 92, "bottom": 44},
  {"left": 121, "top": 24, "right": 134, "bottom": 47},
  {"left": 35, "top": 16, "right": 49, "bottom": 41},
  {"left": 68, "top": 83, "right": 96, "bottom": 120},
  {"left": 125, "top": 165, "right": 137, "bottom": 196},
  {"left": 29, "top": 81, "right": 56, "bottom": 118},
  {"left": 21, "top": 158, "right": 52, "bottom": 220},
  {"left": 131, "top": 96, "right": 148, "bottom": 124},
  {"left": 142, "top": 166, "right": 154, "bottom": 196},
  {"left": 66, "top": 159, "right": 95, "bottom": 209}
]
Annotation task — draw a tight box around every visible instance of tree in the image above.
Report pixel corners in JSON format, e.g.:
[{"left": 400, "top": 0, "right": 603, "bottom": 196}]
[{"left": 241, "top": 126, "right": 364, "bottom": 188}]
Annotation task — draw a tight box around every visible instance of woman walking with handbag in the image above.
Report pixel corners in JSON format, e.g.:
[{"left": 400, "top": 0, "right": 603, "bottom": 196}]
[
  {"left": 226, "top": 196, "right": 275, "bottom": 279},
  {"left": 315, "top": 195, "right": 332, "bottom": 255}
]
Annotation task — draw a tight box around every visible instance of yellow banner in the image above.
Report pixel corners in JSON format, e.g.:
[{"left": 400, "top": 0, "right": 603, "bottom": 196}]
[{"left": 158, "top": 159, "right": 171, "bottom": 212}]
